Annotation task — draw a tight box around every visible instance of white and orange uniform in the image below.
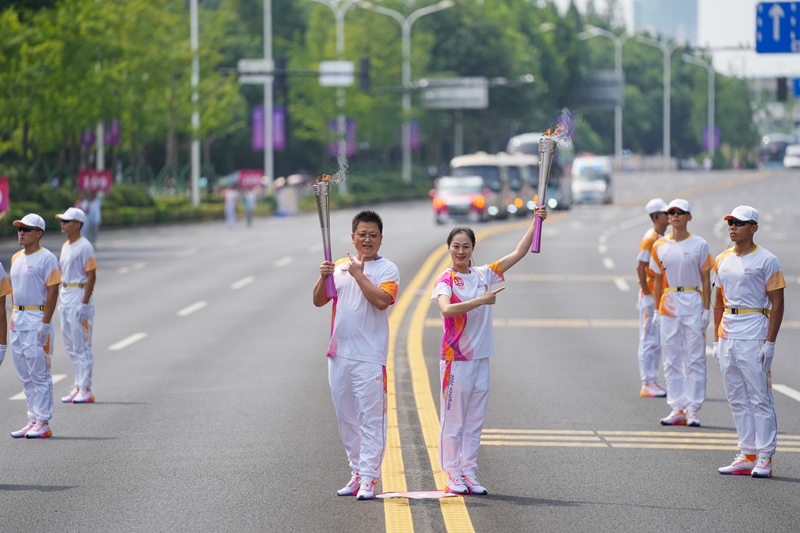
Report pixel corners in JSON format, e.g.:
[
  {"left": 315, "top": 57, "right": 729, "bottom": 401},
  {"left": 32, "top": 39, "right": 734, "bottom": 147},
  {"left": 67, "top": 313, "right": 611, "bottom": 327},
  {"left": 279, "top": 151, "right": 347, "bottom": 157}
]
[
  {"left": 714, "top": 246, "right": 785, "bottom": 457},
  {"left": 9, "top": 248, "right": 61, "bottom": 424},
  {"left": 58, "top": 237, "right": 97, "bottom": 391},
  {"left": 326, "top": 255, "right": 399, "bottom": 485},
  {"left": 637, "top": 228, "right": 663, "bottom": 385},
  {"left": 431, "top": 261, "right": 504, "bottom": 482},
  {"left": 650, "top": 234, "right": 713, "bottom": 413}
]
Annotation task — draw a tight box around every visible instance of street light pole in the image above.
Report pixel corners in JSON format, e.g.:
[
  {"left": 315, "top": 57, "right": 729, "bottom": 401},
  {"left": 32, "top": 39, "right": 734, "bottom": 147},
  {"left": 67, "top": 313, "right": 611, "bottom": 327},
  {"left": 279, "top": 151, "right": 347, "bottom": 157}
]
[
  {"left": 361, "top": 0, "right": 454, "bottom": 183},
  {"left": 264, "top": 0, "right": 274, "bottom": 191},
  {"left": 310, "top": 0, "right": 361, "bottom": 193},
  {"left": 190, "top": 0, "right": 200, "bottom": 206},
  {"left": 682, "top": 54, "right": 716, "bottom": 159},
  {"left": 578, "top": 27, "right": 630, "bottom": 168},
  {"left": 636, "top": 36, "right": 680, "bottom": 169}
]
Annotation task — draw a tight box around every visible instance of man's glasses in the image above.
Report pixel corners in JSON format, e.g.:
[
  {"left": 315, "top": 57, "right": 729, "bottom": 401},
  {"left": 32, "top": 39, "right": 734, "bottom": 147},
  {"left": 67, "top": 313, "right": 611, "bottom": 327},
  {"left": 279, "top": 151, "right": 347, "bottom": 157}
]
[
  {"left": 668, "top": 210, "right": 688, "bottom": 216},
  {"left": 727, "top": 219, "right": 754, "bottom": 227},
  {"left": 17, "top": 226, "right": 34, "bottom": 233}
]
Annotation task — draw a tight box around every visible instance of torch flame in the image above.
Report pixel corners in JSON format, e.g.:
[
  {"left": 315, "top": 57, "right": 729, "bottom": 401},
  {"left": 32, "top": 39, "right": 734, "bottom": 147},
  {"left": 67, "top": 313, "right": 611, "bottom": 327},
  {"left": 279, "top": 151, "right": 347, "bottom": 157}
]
[{"left": 315, "top": 173, "right": 339, "bottom": 183}]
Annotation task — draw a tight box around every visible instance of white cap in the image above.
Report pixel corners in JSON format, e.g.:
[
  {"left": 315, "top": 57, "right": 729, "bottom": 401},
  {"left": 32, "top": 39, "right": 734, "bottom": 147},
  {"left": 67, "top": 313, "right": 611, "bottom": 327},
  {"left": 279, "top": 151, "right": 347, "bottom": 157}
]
[
  {"left": 645, "top": 198, "right": 668, "bottom": 214},
  {"left": 55, "top": 207, "right": 87, "bottom": 224},
  {"left": 724, "top": 205, "right": 759, "bottom": 224},
  {"left": 13, "top": 213, "right": 45, "bottom": 231},
  {"left": 667, "top": 198, "right": 690, "bottom": 213}
]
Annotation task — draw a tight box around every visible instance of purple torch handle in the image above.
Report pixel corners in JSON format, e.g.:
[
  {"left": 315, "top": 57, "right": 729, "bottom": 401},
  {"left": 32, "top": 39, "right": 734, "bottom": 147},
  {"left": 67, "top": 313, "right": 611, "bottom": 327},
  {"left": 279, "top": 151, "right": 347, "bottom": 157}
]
[
  {"left": 323, "top": 246, "right": 336, "bottom": 298},
  {"left": 530, "top": 136, "right": 557, "bottom": 254}
]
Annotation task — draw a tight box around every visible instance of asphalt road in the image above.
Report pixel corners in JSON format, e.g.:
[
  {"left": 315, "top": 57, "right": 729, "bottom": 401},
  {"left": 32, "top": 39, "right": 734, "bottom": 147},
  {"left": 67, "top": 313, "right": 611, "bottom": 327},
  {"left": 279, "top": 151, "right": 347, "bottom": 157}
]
[{"left": 0, "top": 168, "right": 798, "bottom": 532}]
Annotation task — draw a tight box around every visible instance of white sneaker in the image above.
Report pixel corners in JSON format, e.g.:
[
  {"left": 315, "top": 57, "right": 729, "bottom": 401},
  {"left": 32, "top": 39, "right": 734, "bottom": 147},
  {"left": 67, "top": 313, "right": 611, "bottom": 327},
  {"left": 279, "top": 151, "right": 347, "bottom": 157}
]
[
  {"left": 462, "top": 475, "right": 488, "bottom": 495},
  {"left": 718, "top": 453, "right": 756, "bottom": 475},
  {"left": 356, "top": 478, "right": 378, "bottom": 500},
  {"left": 337, "top": 475, "right": 361, "bottom": 496},
  {"left": 640, "top": 383, "right": 667, "bottom": 398},
  {"left": 445, "top": 475, "right": 469, "bottom": 495},
  {"left": 751, "top": 455, "right": 772, "bottom": 478},
  {"left": 660, "top": 409, "right": 686, "bottom": 426},
  {"left": 72, "top": 388, "right": 95, "bottom": 403},
  {"left": 11, "top": 422, "right": 35, "bottom": 438},
  {"left": 25, "top": 422, "right": 52, "bottom": 439},
  {"left": 61, "top": 387, "right": 80, "bottom": 403},
  {"left": 686, "top": 411, "right": 701, "bottom": 427}
]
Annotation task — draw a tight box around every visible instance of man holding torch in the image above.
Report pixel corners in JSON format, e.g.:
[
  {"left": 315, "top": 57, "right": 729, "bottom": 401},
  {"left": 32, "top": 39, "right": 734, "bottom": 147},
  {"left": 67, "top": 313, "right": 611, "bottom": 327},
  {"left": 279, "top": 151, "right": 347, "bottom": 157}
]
[
  {"left": 713, "top": 206, "right": 784, "bottom": 478},
  {"left": 650, "top": 199, "right": 713, "bottom": 427},
  {"left": 313, "top": 210, "right": 400, "bottom": 500}
]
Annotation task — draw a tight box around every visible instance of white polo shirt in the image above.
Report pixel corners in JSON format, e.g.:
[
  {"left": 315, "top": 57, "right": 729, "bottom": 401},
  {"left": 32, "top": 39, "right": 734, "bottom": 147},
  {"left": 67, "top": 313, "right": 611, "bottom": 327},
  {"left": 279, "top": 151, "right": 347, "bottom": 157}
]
[
  {"left": 59, "top": 237, "right": 97, "bottom": 307},
  {"left": 10, "top": 248, "right": 61, "bottom": 331}
]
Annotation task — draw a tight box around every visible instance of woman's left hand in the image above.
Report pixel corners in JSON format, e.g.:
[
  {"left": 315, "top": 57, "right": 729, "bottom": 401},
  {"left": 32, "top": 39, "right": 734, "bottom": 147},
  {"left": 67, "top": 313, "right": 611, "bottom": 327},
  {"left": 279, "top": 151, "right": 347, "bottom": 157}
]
[{"left": 534, "top": 205, "right": 548, "bottom": 220}]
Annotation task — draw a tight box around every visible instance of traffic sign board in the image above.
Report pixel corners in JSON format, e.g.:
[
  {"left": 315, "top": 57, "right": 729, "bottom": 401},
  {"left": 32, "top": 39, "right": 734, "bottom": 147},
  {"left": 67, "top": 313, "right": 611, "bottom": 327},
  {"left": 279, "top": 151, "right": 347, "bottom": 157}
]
[
  {"left": 319, "top": 61, "right": 354, "bottom": 87},
  {"left": 756, "top": 2, "right": 800, "bottom": 53}
]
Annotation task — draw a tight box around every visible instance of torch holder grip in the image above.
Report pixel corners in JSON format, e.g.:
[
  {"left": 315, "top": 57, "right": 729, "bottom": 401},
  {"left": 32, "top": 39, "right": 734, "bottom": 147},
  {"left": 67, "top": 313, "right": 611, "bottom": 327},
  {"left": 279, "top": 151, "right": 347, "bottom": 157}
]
[{"left": 531, "top": 137, "right": 557, "bottom": 253}]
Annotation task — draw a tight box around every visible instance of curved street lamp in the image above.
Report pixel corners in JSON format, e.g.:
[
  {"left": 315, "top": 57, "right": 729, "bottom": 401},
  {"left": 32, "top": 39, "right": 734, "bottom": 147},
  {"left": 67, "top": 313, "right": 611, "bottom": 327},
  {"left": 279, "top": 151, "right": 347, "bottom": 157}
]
[
  {"left": 360, "top": 0, "right": 455, "bottom": 183},
  {"left": 682, "top": 54, "right": 716, "bottom": 159}
]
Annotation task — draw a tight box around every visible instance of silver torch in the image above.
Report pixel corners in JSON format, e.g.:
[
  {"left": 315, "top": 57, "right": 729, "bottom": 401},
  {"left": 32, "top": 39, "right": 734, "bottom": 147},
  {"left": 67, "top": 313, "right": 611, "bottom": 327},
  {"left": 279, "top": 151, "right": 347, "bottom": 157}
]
[
  {"left": 313, "top": 175, "right": 337, "bottom": 298},
  {"left": 531, "top": 135, "right": 557, "bottom": 253}
]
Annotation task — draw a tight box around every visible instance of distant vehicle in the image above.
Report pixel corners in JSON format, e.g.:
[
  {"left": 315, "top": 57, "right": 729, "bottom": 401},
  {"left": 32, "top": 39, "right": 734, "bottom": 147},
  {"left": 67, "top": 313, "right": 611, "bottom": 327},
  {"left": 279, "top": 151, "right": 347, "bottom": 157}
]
[
  {"left": 783, "top": 144, "right": 800, "bottom": 168},
  {"left": 506, "top": 132, "right": 573, "bottom": 210},
  {"left": 571, "top": 154, "right": 613, "bottom": 204},
  {"left": 430, "top": 175, "right": 489, "bottom": 225},
  {"left": 449, "top": 152, "right": 516, "bottom": 219},
  {"left": 499, "top": 152, "right": 538, "bottom": 216},
  {"left": 758, "top": 133, "right": 794, "bottom": 169}
]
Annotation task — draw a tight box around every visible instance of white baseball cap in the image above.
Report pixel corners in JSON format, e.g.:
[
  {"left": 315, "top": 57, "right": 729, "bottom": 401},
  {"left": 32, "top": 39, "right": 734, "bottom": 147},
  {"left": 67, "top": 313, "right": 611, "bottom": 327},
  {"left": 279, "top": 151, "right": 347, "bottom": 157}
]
[
  {"left": 724, "top": 205, "right": 759, "bottom": 224},
  {"left": 667, "top": 198, "right": 690, "bottom": 213},
  {"left": 13, "top": 213, "right": 46, "bottom": 231},
  {"left": 645, "top": 198, "right": 668, "bottom": 214},
  {"left": 56, "top": 207, "right": 87, "bottom": 224}
]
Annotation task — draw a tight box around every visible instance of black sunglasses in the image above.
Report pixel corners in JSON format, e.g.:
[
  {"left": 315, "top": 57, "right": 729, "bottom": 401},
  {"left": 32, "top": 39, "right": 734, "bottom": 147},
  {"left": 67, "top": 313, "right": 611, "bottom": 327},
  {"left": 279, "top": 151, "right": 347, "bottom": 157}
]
[
  {"left": 727, "top": 219, "right": 754, "bottom": 227},
  {"left": 17, "top": 226, "right": 35, "bottom": 233},
  {"left": 668, "top": 210, "right": 688, "bottom": 216}
]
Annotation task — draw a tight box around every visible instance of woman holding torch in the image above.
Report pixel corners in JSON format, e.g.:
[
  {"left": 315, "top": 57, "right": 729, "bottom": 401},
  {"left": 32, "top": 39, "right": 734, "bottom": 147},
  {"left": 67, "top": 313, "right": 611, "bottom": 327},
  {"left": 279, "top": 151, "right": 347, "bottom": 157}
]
[{"left": 431, "top": 209, "right": 546, "bottom": 495}]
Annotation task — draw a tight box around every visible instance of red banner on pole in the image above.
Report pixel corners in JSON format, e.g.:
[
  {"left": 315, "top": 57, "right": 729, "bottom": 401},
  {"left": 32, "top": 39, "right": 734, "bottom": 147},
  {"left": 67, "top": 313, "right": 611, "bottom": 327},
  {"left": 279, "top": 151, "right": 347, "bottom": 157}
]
[
  {"left": 78, "top": 169, "right": 113, "bottom": 193},
  {"left": 238, "top": 169, "right": 264, "bottom": 190},
  {"left": 0, "top": 177, "right": 9, "bottom": 213}
]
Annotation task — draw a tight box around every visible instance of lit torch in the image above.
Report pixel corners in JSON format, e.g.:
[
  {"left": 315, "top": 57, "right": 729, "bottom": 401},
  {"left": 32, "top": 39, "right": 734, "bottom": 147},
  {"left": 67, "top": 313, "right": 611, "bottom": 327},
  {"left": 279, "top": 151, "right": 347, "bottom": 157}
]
[{"left": 314, "top": 174, "right": 337, "bottom": 298}]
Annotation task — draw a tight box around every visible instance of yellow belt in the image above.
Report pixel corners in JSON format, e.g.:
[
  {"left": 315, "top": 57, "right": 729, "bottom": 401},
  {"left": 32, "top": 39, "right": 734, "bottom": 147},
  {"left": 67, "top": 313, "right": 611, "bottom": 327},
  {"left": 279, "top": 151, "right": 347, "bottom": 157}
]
[
  {"left": 724, "top": 308, "right": 770, "bottom": 316},
  {"left": 63, "top": 283, "right": 86, "bottom": 288},
  {"left": 663, "top": 286, "right": 700, "bottom": 293},
  {"left": 15, "top": 305, "right": 45, "bottom": 311}
]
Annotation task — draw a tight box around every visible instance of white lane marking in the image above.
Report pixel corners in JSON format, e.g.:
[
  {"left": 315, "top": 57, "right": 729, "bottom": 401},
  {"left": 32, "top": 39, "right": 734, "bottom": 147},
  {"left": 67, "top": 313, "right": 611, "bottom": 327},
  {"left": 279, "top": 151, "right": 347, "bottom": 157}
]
[
  {"left": 602, "top": 257, "right": 615, "bottom": 270},
  {"left": 109, "top": 333, "right": 147, "bottom": 351},
  {"left": 175, "top": 248, "right": 198, "bottom": 258},
  {"left": 10, "top": 374, "right": 67, "bottom": 400},
  {"left": 118, "top": 262, "right": 147, "bottom": 274},
  {"left": 177, "top": 301, "right": 208, "bottom": 317},
  {"left": 274, "top": 256, "right": 293, "bottom": 268},
  {"left": 774, "top": 384, "right": 800, "bottom": 403},
  {"left": 598, "top": 244, "right": 608, "bottom": 254},
  {"left": 613, "top": 276, "right": 631, "bottom": 292},
  {"left": 231, "top": 276, "right": 255, "bottom": 290},
  {"left": 308, "top": 244, "right": 323, "bottom": 253},
  {"left": 598, "top": 233, "right": 608, "bottom": 244}
]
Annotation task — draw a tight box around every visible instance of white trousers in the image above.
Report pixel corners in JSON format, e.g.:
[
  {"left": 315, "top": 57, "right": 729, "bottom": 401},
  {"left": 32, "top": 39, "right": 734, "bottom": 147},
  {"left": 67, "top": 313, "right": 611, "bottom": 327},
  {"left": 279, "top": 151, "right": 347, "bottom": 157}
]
[
  {"left": 660, "top": 314, "right": 706, "bottom": 412},
  {"left": 637, "top": 294, "right": 661, "bottom": 384},
  {"left": 718, "top": 338, "right": 777, "bottom": 457},
  {"left": 328, "top": 356, "right": 387, "bottom": 483},
  {"left": 59, "top": 304, "right": 94, "bottom": 389},
  {"left": 439, "top": 358, "right": 490, "bottom": 480},
  {"left": 10, "top": 327, "right": 54, "bottom": 423}
]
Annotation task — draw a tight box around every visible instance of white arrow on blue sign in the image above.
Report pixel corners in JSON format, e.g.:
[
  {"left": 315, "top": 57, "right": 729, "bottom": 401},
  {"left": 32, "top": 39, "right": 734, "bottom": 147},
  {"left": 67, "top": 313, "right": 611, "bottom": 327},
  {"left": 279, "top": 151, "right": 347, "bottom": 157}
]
[{"left": 757, "top": 2, "right": 800, "bottom": 53}]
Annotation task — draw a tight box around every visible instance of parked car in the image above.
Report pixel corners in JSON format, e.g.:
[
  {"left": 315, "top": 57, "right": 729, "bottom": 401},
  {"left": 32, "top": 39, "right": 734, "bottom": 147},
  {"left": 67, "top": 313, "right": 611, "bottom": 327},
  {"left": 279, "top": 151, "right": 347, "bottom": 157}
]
[
  {"left": 783, "top": 144, "right": 800, "bottom": 168},
  {"left": 571, "top": 155, "right": 613, "bottom": 204},
  {"left": 430, "top": 175, "right": 489, "bottom": 225}
]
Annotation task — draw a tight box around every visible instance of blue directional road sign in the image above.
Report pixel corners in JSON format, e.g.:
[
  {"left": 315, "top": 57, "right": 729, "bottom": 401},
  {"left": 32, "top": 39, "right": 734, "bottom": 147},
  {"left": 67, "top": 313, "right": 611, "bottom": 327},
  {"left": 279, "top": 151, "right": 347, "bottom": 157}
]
[{"left": 757, "top": 2, "right": 800, "bottom": 53}]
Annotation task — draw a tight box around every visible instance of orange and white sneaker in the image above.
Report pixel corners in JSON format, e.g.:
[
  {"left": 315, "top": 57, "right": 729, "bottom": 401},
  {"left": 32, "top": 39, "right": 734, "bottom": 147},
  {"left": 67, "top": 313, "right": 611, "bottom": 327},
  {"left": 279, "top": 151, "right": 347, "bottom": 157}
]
[
  {"left": 462, "top": 475, "right": 488, "bottom": 495},
  {"left": 337, "top": 475, "right": 361, "bottom": 496},
  {"left": 445, "top": 475, "right": 469, "bottom": 495},
  {"left": 718, "top": 453, "right": 757, "bottom": 475},
  {"left": 11, "top": 422, "right": 35, "bottom": 438},
  {"left": 356, "top": 477, "right": 378, "bottom": 500},
  {"left": 751, "top": 455, "right": 773, "bottom": 478},
  {"left": 640, "top": 383, "right": 667, "bottom": 398},
  {"left": 62, "top": 387, "right": 80, "bottom": 403},
  {"left": 660, "top": 409, "right": 686, "bottom": 426},
  {"left": 25, "top": 422, "right": 52, "bottom": 439},
  {"left": 73, "top": 388, "right": 95, "bottom": 404}
]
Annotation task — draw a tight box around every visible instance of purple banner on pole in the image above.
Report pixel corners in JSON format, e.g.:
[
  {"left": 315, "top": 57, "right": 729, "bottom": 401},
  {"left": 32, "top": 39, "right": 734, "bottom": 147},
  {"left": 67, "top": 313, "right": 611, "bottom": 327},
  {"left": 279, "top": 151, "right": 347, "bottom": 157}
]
[
  {"left": 104, "top": 119, "right": 121, "bottom": 146},
  {"left": 80, "top": 128, "right": 95, "bottom": 147},
  {"left": 410, "top": 120, "right": 420, "bottom": 151},
  {"left": 702, "top": 126, "right": 720, "bottom": 151},
  {"left": 252, "top": 106, "right": 265, "bottom": 151},
  {"left": 273, "top": 106, "right": 286, "bottom": 151},
  {"left": 328, "top": 119, "right": 357, "bottom": 157}
]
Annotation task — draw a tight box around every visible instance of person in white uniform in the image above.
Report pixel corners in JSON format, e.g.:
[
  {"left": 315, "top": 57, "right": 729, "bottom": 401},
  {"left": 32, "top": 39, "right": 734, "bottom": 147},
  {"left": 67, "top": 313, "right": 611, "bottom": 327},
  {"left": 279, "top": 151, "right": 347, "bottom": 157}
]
[
  {"left": 313, "top": 210, "right": 400, "bottom": 501},
  {"left": 9, "top": 213, "right": 61, "bottom": 439},
  {"left": 56, "top": 207, "right": 98, "bottom": 404},
  {"left": 431, "top": 206, "right": 547, "bottom": 496},
  {"left": 636, "top": 198, "right": 669, "bottom": 398},
  {"left": 713, "top": 206, "right": 784, "bottom": 478},
  {"left": 650, "top": 199, "right": 713, "bottom": 427}
]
